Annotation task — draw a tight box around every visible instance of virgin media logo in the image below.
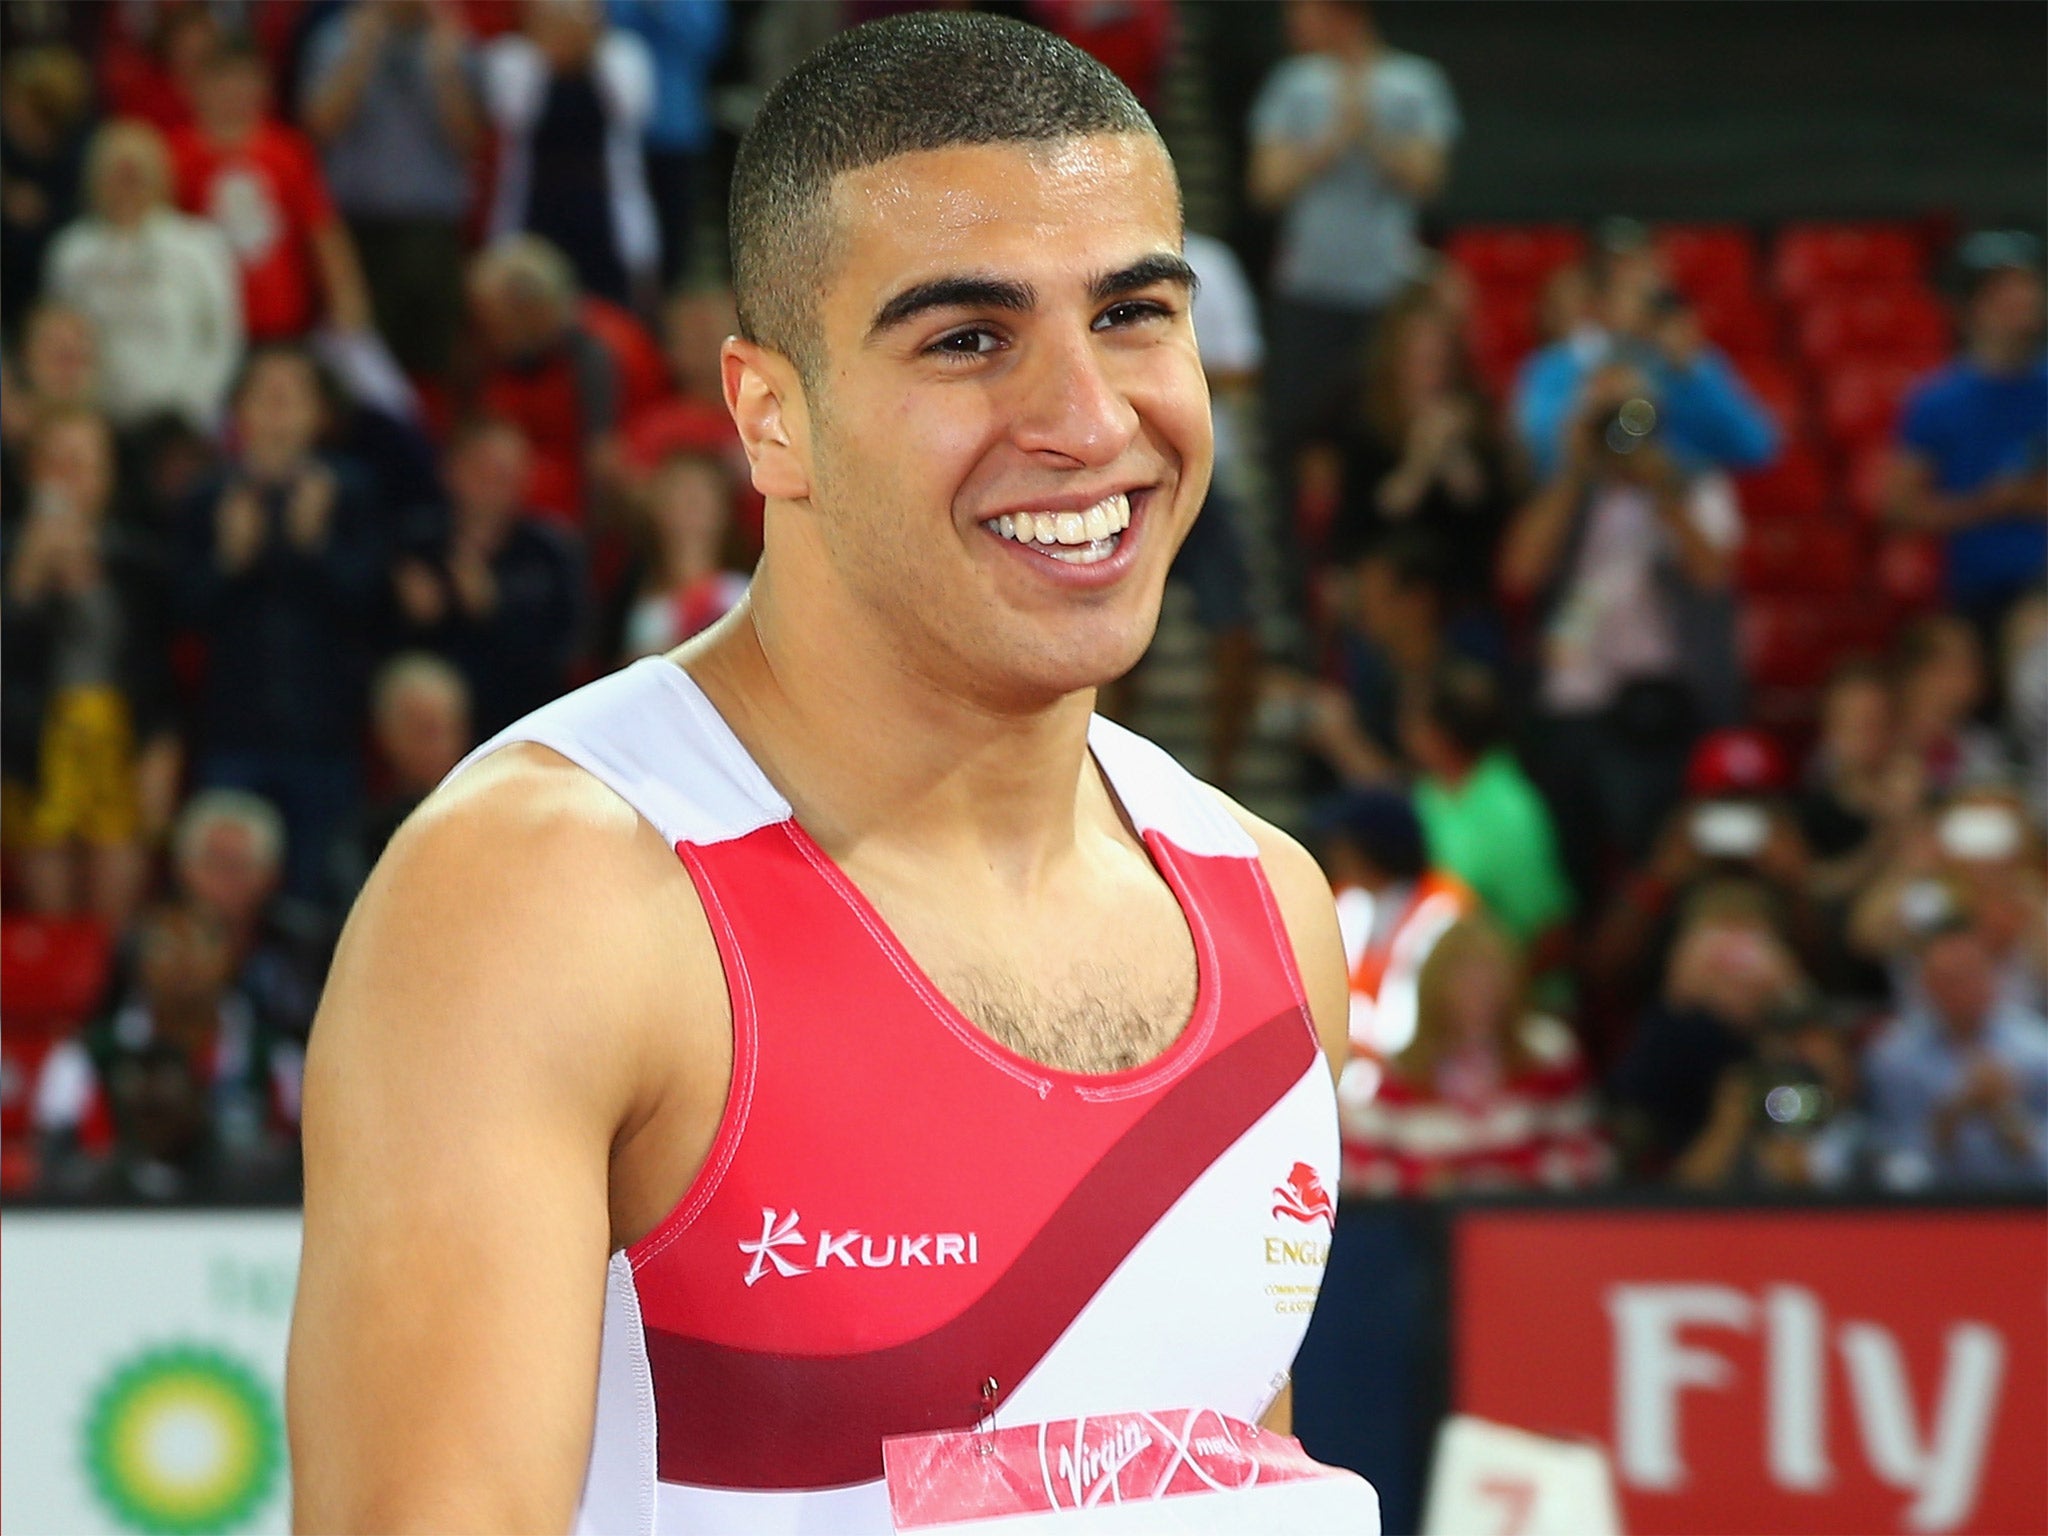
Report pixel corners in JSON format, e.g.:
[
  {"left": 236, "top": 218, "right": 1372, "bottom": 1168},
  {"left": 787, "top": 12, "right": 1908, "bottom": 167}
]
[
  {"left": 1038, "top": 1409, "right": 1265, "bottom": 1510},
  {"left": 1610, "top": 1283, "right": 2004, "bottom": 1533}
]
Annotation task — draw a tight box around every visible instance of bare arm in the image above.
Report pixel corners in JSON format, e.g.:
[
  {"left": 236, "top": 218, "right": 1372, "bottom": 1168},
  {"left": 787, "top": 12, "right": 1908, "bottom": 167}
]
[
  {"left": 311, "top": 219, "right": 373, "bottom": 333},
  {"left": 302, "top": 8, "right": 389, "bottom": 144},
  {"left": 287, "top": 749, "right": 710, "bottom": 1531},
  {"left": 1499, "top": 463, "right": 1586, "bottom": 601},
  {"left": 1883, "top": 446, "right": 2047, "bottom": 534}
]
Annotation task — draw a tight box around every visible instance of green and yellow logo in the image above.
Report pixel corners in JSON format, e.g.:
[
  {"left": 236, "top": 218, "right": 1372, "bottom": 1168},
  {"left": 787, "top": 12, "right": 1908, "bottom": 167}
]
[{"left": 82, "top": 1344, "right": 282, "bottom": 1534}]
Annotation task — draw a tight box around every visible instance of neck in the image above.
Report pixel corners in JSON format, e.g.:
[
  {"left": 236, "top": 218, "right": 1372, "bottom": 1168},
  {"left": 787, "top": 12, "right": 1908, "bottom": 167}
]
[
  {"left": 1970, "top": 335, "right": 2031, "bottom": 374},
  {"left": 686, "top": 551, "right": 1104, "bottom": 893}
]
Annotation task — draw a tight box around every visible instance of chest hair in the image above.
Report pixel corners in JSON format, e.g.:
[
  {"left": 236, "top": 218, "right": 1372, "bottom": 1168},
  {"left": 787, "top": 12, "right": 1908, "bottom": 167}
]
[{"left": 938, "top": 961, "right": 1198, "bottom": 1075}]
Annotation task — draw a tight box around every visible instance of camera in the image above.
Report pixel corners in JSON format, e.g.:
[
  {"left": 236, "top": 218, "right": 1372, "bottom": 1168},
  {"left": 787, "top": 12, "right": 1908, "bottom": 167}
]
[{"left": 1599, "top": 396, "right": 1659, "bottom": 456}]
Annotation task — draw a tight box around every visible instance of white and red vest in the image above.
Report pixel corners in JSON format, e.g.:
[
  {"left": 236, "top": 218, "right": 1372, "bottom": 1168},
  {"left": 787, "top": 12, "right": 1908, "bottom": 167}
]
[{"left": 443, "top": 657, "right": 1340, "bottom": 1535}]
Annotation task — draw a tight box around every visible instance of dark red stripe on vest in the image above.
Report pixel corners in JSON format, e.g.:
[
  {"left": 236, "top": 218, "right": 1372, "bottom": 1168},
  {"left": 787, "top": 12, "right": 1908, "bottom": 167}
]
[{"left": 642, "top": 1005, "right": 1316, "bottom": 1490}]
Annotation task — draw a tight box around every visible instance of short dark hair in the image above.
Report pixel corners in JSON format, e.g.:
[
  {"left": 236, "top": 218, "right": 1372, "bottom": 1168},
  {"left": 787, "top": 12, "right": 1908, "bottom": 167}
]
[
  {"left": 1415, "top": 659, "right": 1504, "bottom": 759},
  {"left": 729, "top": 11, "right": 1164, "bottom": 381}
]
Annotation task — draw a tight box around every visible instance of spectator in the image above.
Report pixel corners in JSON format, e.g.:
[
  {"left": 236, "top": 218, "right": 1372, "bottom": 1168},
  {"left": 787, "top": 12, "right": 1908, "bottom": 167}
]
[
  {"left": 611, "top": 445, "right": 745, "bottom": 660},
  {"left": 463, "top": 234, "right": 634, "bottom": 525},
  {"left": 622, "top": 283, "right": 752, "bottom": 521},
  {"left": 1, "top": 45, "right": 95, "bottom": 332},
  {"left": 1850, "top": 791, "right": 2047, "bottom": 1020},
  {"left": 43, "top": 119, "right": 243, "bottom": 435},
  {"left": 1339, "top": 915, "right": 1609, "bottom": 1195},
  {"left": 1865, "top": 918, "right": 2048, "bottom": 1191},
  {"left": 606, "top": 0, "right": 726, "bottom": 288},
  {"left": 1287, "top": 531, "right": 1467, "bottom": 785},
  {"left": 482, "top": 0, "right": 660, "bottom": 311},
  {"left": 1891, "top": 612, "right": 2011, "bottom": 797},
  {"left": 1, "top": 409, "right": 178, "bottom": 928},
  {"left": 1609, "top": 886, "right": 1809, "bottom": 1177},
  {"left": 1335, "top": 288, "right": 1507, "bottom": 602},
  {"left": 97, "top": 3, "right": 222, "bottom": 135},
  {"left": 1311, "top": 785, "right": 1477, "bottom": 1072},
  {"left": 2004, "top": 593, "right": 2048, "bottom": 827},
  {"left": 333, "top": 654, "right": 474, "bottom": 901},
  {"left": 1511, "top": 223, "right": 1778, "bottom": 484},
  {"left": 172, "top": 789, "right": 332, "bottom": 1047},
  {"left": 1248, "top": 0, "right": 1458, "bottom": 524},
  {"left": 300, "top": 0, "right": 485, "bottom": 381},
  {"left": 1504, "top": 363, "right": 1746, "bottom": 892},
  {"left": 2, "top": 302, "right": 100, "bottom": 512},
  {"left": 178, "top": 346, "right": 385, "bottom": 901},
  {"left": 1399, "top": 659, "right": 1575, "bottom": 953},
  {"left": 1584, "top": 731, "right": 1835, "bottom": 1069},
  {"left": 1670, "top": 991, "right": 1867, "bottom": 1193},
  {"left": 171, "top": 34, "right": 374, "bottom": 342},
  {"left": 35, "top": 901, "right": 302, "bottom": 1202},
  {"left": 1883, "top": 234, "right": 2047, "bottom": 625},
  {"left": 393, "top": 416, "right": 582, "bottom": 734}
]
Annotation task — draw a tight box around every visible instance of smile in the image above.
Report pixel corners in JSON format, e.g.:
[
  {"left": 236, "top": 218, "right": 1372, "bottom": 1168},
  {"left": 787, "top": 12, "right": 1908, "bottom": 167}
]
[{"left": 983, "top": 491, "right": 1131, "bottom": 566}]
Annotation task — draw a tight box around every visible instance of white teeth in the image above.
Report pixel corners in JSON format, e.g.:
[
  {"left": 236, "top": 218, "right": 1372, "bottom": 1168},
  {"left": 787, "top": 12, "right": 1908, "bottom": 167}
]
[{"left": 984, "top": 490, "right": 1136, "bottom": 554}]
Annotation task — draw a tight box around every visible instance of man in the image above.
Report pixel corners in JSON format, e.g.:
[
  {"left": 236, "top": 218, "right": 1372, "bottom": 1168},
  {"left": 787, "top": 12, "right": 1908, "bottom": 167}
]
[
  {"left": 1511, "top": 221, "right": 1778, "bottom": 485},
  {"left": 299, "top": 0, "right": 483, "bottom": 381},
  {"left": 1247, "top": 0, "right": 1458, "bottom": 526},
  {"left": 288, "top": 14, "right": 1350, "bottom": 1533},
  {"left": 392, "top": 415, "right": 582, "bottom": 737},
  {"left": 1865, "top": 919, "right": 2048, "bottom": 1190},
  {"left": 170, "top": 36, "right": 373, "bottom": 342},
  {"left": 1883, "top": 234, "right": 2047, "bottom": 625}
]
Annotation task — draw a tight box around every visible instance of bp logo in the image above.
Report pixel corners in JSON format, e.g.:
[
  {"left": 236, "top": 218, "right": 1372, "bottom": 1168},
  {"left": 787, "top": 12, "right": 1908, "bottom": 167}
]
[{"left": 82, "top": 1343, "right": 282, "bottom": 1534}]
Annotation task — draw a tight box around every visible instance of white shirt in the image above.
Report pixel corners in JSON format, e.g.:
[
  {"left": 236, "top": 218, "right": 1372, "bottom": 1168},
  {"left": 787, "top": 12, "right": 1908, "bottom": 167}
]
[{"left": 44, "top": 209, "right": 244, "bottom": 431}]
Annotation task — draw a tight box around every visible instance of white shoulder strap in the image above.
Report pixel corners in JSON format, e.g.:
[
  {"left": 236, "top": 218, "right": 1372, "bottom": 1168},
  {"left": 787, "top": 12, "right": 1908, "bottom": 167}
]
[
  {"left": 1086, "top": 714, "right": 1260, "bottom": 860},
  {"left": 441, "top": 658, "right": 789, "bottom": 849}
]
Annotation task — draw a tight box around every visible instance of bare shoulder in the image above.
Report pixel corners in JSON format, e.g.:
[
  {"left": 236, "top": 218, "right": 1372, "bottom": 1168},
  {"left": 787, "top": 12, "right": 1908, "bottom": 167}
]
[{"left": 1205, "top": 787, "right": 1348, "bottom": 1081}]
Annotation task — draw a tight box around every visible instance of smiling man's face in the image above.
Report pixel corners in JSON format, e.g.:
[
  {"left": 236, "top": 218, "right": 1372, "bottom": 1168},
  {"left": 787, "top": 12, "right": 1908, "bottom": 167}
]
[{"left": 781, "top": 132, "right": 1212, "bottom": 708}]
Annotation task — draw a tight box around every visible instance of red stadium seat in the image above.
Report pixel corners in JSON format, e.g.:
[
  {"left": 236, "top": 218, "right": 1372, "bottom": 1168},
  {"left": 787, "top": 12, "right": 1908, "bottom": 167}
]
[
  {"left": 1734, "top": 356, "right": 1809, "bottom": 440},
  {"left": 1819, "top": 361, "right": 1923, "bottom": 453},
  {"left": 1690, "top": 286, "right": 1782, "bottom": 361},
  {"left": 1655, "top": 223, "right": 1761, "bottom": 300},
  {"left": 1796, "top": 287, "right": 1952, "bottom": 371},
  {"left": 1772, "top": 223, "right": 1927, "bottom": 306},
  {"left": 1843, "top": 440, "right": 1897, "bottom": 522},
  {"left": 0, "top": 914, "right": 113, "bottom": 1036},
  {"left": 1742, "top": 598, "right": 1892, "bottom": 692},
  {"left": 1737, "top": 519, "right": 1866, "bottom": 594},
  {"left": 1736, "top": 442, "right": 1835, "bottom": 520},
  {"left": 1445, "top": 225, "right": 1587, "bottom": 294}
]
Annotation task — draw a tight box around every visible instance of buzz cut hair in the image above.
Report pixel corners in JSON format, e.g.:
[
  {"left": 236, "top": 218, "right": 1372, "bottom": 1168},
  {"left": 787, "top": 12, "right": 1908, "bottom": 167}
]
[{"left": 729, "top": 10, "right": 1167, "bottom": 382}]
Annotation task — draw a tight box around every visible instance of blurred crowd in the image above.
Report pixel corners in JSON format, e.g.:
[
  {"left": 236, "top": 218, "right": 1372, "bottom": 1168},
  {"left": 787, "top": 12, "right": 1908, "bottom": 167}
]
[{"left": 1, "top": 0, "right": 2042, "bottom": 1208}]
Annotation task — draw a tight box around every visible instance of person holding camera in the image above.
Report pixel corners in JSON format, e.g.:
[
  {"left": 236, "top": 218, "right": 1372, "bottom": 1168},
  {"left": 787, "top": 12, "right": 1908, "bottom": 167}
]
[{"left": 1502, "top": 362, "right": 1747, "bottom": 903}]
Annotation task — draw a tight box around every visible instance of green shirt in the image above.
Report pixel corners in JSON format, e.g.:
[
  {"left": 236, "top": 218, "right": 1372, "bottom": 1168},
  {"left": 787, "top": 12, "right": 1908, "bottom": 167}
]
[{"left": 1414, "top": 750, "right": 1575, "bottom": 942}]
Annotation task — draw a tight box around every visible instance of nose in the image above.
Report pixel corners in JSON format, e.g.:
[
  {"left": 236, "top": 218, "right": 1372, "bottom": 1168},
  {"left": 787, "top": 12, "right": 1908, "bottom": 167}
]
[{"left": 1007, "top": 328, "right": 1140, "bottom": 469}]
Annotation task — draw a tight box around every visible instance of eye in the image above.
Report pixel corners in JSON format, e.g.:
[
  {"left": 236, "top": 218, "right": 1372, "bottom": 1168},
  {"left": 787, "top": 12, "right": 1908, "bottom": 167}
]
[
  {"left": 927, "top": 326, "right": 1004, "bottom": 359},
  {"left": 1094, "top": 299, "right": 1174, "bottom": 331}
]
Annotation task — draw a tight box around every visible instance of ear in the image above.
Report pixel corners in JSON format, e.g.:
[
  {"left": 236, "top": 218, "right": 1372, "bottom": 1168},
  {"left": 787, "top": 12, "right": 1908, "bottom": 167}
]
[{"left": 722, "top": 337, "right": 812, "bottom": 503}]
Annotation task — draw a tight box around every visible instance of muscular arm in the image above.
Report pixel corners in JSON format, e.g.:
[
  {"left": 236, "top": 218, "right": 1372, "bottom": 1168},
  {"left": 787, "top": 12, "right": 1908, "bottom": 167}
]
[
  {"left": 287, "top": 749, "right": 719, "bottom": 1531},
  {"left": 1215, "top": 798, "right": 1350, "bottom": 1440}
]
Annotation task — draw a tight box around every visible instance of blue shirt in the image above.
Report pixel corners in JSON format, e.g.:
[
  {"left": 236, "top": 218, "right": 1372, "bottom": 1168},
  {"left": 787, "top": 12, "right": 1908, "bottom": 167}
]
[
  {"left": 1896, "top": 357, "right": 2048, "bottom": 606},
  {"left": 607, "top": 0, "right": 726, "bottom": 153},
  {"left": 1864, "top": 1003, "right": 2048, "bottom": 1191},
  {"left": 1511, "top": 330, "right": 1780, "bottom": 484}
]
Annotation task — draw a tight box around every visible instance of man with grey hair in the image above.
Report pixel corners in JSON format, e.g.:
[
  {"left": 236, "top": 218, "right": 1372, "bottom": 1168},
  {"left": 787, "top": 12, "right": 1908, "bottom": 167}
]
[
  {"left": 292, "top": 13, "right": 1351, "bottom": 1530},
  {"left": 173, "top": 788, "right": 330, "bottom": 1047},
  {"left": 331, "top": 654, "right": 474, "bottom": 900}
]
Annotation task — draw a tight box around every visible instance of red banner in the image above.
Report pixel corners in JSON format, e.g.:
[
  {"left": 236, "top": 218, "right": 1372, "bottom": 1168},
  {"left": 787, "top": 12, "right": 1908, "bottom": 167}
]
[{"left": 1453, "top": 1208, "right": 2047, "bottom": 1535}]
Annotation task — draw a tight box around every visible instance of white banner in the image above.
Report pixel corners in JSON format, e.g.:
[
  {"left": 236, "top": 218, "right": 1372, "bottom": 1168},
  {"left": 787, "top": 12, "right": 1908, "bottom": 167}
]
[{"left": 1, "top": 1211, "right": 302, "bottom": 1536}]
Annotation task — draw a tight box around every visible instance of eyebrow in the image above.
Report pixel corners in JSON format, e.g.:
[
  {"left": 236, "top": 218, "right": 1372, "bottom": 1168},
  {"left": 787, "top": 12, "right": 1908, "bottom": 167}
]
[{"left": 864, "top": 251, "right": 1199, "bottom": 341}]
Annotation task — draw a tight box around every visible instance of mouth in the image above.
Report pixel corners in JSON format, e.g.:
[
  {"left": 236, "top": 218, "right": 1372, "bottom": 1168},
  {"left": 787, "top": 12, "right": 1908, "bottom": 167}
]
[{"left": 979, "top": 489, "right": 1137, "bottom": 568}]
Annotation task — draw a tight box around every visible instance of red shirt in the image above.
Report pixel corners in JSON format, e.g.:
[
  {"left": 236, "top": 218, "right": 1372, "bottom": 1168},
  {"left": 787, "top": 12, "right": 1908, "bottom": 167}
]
[{"left": 171, "top": 121, "right": 337, "bottom": 339}]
